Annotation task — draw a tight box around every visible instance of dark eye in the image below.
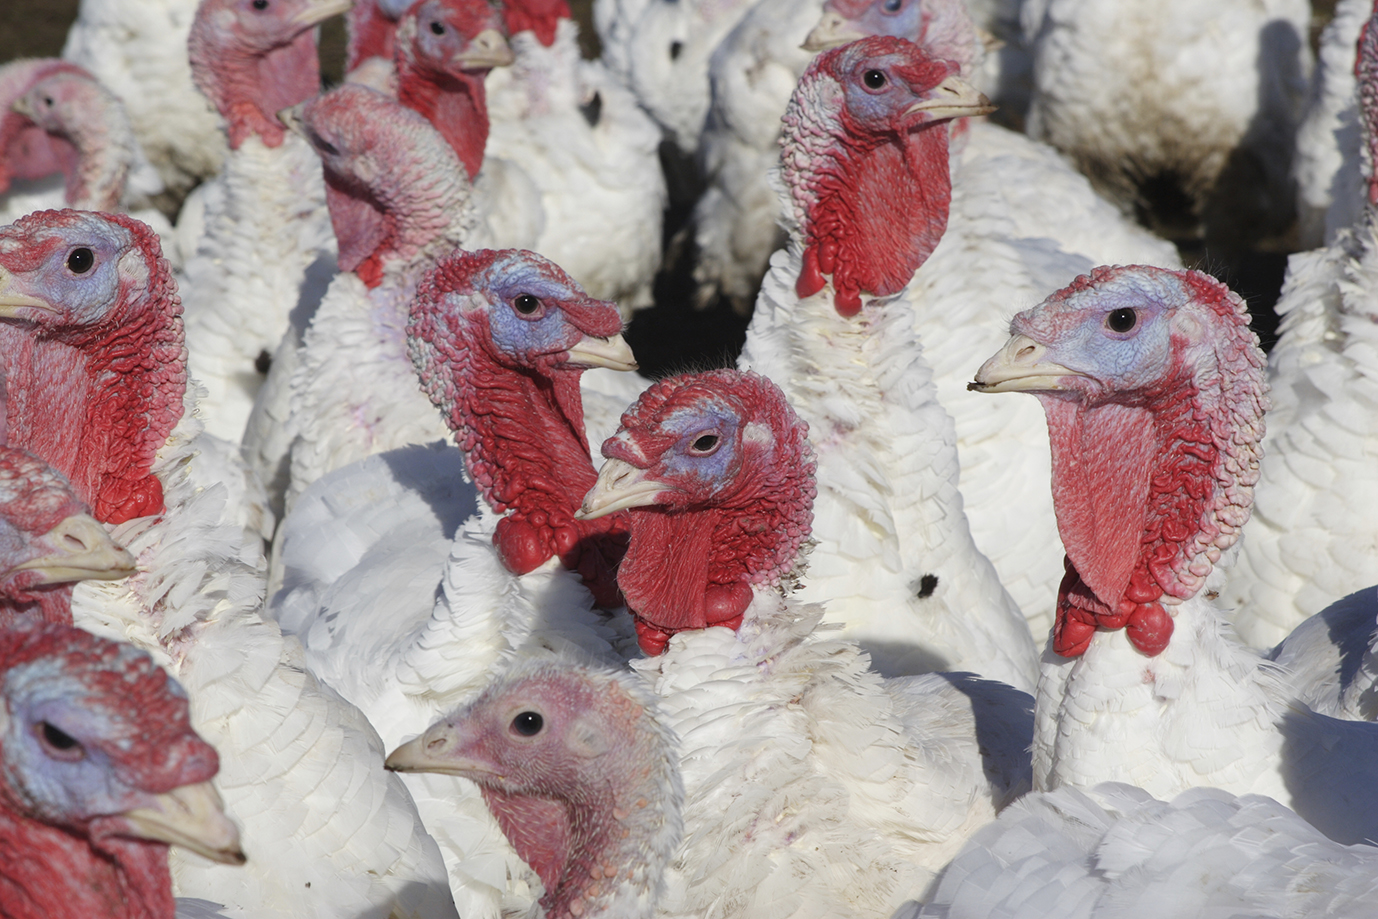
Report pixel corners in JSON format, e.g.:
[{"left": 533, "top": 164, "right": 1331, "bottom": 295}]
[
  {"left": 863, "top": 69, "right": 887, "bottom": 90},
  {"left": 882, "top": 0, "right": 902, "bottom": 11},
  {"left": 1106, "top": 308, "right": 1137, "bottom": 333},
  {"left": 42, "top": 96, "right": 54, "bottom": 107},
  {"left": 251, "top": 0, "right": 269, "bottom": 9},
  {"left": 430, "top": 21, "right": 445, "bottom": 34},
  {"left": 36, "top": 721, "right": 84, "bottom": 761},
  {"left": 513, "top": 294, "right": 541, "bottom": 315},
  {"left": 669, "top": 40, "right": 683, "bottom": 61},
  {"left": 306, "top": 128, "right": 339, "bottom": 156},
  {"left": 511, "top": 711, "right": 543, "bottom": 736},
  {"left": 66, "top": 247, "right": 94, "bottom": 274},
  {"left": 690, "top": 433, "right": 720, "bottom": 454}
]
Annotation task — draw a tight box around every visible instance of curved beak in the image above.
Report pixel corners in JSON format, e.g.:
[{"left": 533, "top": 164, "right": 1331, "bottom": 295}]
[
  {"left": 453, "top": 29, "right": 515, "bottom": 71},
  {"left": 290, "top": 0, "right": 353, "bottom": 28},
  {"left": 566, "top": 333, "right": 638, "bottom": 372},
  {"left": 122, "top": 782, "right": 245, "bottom": 865},
  {"left": 276, "top": 103, "right": 307, "bottom": 138},
  {"left": 968, "top": 334, "right": 1083, "bottom": 393},
  {"left": 905, "top": 75, "right": 996, "bottom": 120},
  {"left": 801, "top": 10, "right": 866, "bottom": 52},
  {"left": 10, "top": 513, "right": 137, "bottom": 585},
  {"left": 11, "top": 94, "right": 37, "bottom": 122},
  {"left": 386, "top": 724, "right": 501, "bottom": 779},
  {"left": 575, "top": 458, "right": 666, "bottom": 521},
  {"left": 0, "top": 266, "right": 57, "bottom": 318}
]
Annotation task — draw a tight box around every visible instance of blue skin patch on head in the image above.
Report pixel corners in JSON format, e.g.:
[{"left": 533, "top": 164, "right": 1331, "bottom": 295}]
[
  {"left": 856, "top": 0, "right": 922, "bottom": 41},
  {"left": 480, "top": 255, "right": 589, "bottom": 363},
  {"left": 839, "top": 52, "right": 927, "bottom": 128},
  {"left": 5, "top": 222, "right": 136, "bottom": 330},
  {"left": 657, "top": 402, "right": 742, "bottom": 499}
]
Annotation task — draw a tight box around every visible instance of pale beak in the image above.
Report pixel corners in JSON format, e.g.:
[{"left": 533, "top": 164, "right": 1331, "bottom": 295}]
[
  {"left": 905, "top": 75, "right": 996, "bottom": 120},
  {"left": 122, "top": 782, "right": 245, "bottom": 865},
  {"left": 11, "top": 95, "right": 37, "bottom": 121},
  {"left": 0, "top": 266, "right": 56, "bottom": 318},
  {"left": 453, "top": 29, "right": 515, "bottom": 70},
  {"left": 801, "top": 10, "right": 865, "bottom": 52},
  {"left": 10, "top": 513, "right": 137, "bottom": 585},
  {"left": 575, "top": 459, "right": 666, "bottom": 521},
  {"left": 566, "top": 333, "right": 638, "bottom": 372},
  {"left": 968, "top": 334, "right": 1083, "bottom": 393},
  {"left": 385, "top": 724, "right": 501, "bottom": 779},
  {"left": 289, "top": 0, "right": 353, "bottom": 28},
  {"left": 276, "top": 103, "right": 307, "bottom": 138}
]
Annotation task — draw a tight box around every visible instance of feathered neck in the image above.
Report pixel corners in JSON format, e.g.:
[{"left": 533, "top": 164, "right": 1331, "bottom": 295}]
[
  {"left": 188, "top": 23, "right": 321, "bottom": 150},
  {"left": 395, "top": 27, "right": 491, "bottom": 180},
  {"left": 0, "top": 804, "right": 174, "bottom": 919},
  {"left": 0, "top": 226, "right": 185, "bottom": 525},
  {"left": 781, "top": 67, "right": 952, "bottom": 317},
  {"left": 1032, "top": 270, "right": 1267, "bottom": 658},
  {"left": 408, "top": 282, "right": 628, "bottom": 606},
  {"left": 39, "top": 87, "right": 132, "bottom": 213}
]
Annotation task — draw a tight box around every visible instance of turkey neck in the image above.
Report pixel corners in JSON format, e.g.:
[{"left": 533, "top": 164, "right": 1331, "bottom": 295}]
[
  {"left": 49, "top": 99, "right": 129, "bottom": 213},
  {"left": 397, "top": 65, "right": 490, "bottom": 181},
  {"left": 0, "top": 585, "right": 76, "bottom": 628},
  {"left": 0, "top": 291, "right": 185, "bottom": 525},
  {"left": 189, "top": 26, "right": 322, "bottom": 150},
  {"left": 782, "top": 78, "right": 952, "bottom": 316},
  {"left": 347, "top": 1, "right": 398, "bottom": 72},
  {"left": 0, "top": 803, "right": 174, "bottom": 919}
]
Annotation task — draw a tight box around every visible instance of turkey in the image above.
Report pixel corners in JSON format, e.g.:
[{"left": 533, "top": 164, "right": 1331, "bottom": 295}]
[
  {"left": 269, "top": 245, "right": 636, "bottom": 917},
  {"left": 1019, "top": 0, "right": 1311, "bottom": 250},
  {"left": 347, "top": 0, "right": 416, "bottom": 79},
  {"left": 735, "top": 36, "right": 1041, "bottom": 687},
  {"left": 1218, "top": 0, "right": 1378, "bottom": 650},
  {"left": 178, "top": 0, "right": 346, "bottom": 443},
  {"left": 0, "top": 620, "right": 244, "bottom": 919},
  {"left": 971, "top": 263, "right": 1378, "bottom": 845},
  {"left": 481, "top": 0, "right": 667, "bottom": 312},
  {"left": 60, "top": 0, "right": 226, "bottom": 208},
  {"left": 0, "top": 446, "right": 135, "bottom": 627},
  {"left": 913, "top": 782, "right": 1378, "bottom": 919},
  {"left": 245, "top": 81, "right": 482, "bottom": 514},
  {"left": 0, "top": 209, "right": 459, "bottom": 918},
  {"left": 395, "top": 368, "right": 1036, "bottom": 918}
]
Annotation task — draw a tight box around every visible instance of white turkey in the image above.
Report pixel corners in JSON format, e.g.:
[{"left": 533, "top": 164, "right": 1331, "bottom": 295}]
[
  {"left": 970, "top": 262, "right": 1378, "bottom": 845},
  {"left": 0, "top": 208, "right": 458, "bottom": 918}
]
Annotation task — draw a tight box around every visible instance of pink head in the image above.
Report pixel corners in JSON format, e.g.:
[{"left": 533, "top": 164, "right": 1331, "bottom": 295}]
[
  {"left": 0, "top": 447, "right": 136, "bottom": 627},
  {"left": 409, "top": 248, "right": 636, "bottom": 605},
  {"left": 1357, "top": 0, "right": 1378, "bottom": 208},
  {"left": 0, "top": 209, "right": 185, "bottom": 525},
  {"left": 282, "top": 83, "right": 472, "bottom": 286},
  {"left": 499, "top": 0, "right": 572, "bottom": 47},
  {"left": 188, "top": 0, "right": 351, "bottom": 149},
  {"left": 386, "top": 660, "right": 681, "bottom": 919},
  {"left": 0, "top": 621, "right": 242, "bottom": 918},
  {"left": 0, "top": 60, "right": 88, "bottom": 199},
  {"left": 395, "top": 0, "right": 514, "bottom": 180},
  {"left": 972, "top": 265, "right": 1268, "bottom": 658},
  {"left": 578, "top": 370, "right": 815, "bottom": 655},
  {"left": 783, "top": 37, "right": 992, "bottom": 316},
  {"left": 803, "top": 0, "right": 977, "bottom": 77},
  {"left": 346, "top": 0, "right": 417, "bottom": 72}
]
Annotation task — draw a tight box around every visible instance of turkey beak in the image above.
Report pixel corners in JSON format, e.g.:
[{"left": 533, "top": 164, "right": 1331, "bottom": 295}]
[
  {"left": 801, "top": 11, "right": 865, "bottom": 52},
  {"left": 566, "top": 333, "right": 638, "bottom": 372},
  {"left": 276, "top": 103, "right": 307, "bottom": 139},
  {"left": 453, "top": 30, "right": 516, "bottom": 70},
  {"left": 386, "top": 724, "right": 503, "bottom": 779},
  {"left": 576, "top": 459, "right": 666, "bottom": 520},
  {"left": 122, "top": 782, "right": 245, "bottom": 866},
  {"left": 0, "top": 267, "right": 56, "bottom": 318},
  {"left": 968, "top": 334, "right": 1083, "bottom": 393},
  {"left": 11, "top": 513, "right": 137, "bottom": 585},
  {"left": 290, "top": 0, "right": 353, "bottom": 28},
  {"left": 11, "top": 94, "right": 37, "bottom": 122},
  {"left": 905, "top": 75, "right": 996, "bottom": 120}
]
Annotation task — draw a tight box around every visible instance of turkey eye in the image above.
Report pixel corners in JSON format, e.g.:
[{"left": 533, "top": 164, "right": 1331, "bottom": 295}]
[
  {"left": 511, "top": 711, "right": 543, "bottom": 736},
  {"left": 882, "top": 0, "right": 902, "bottom": 11},
  {"left": 1106, "top": 308, "right": 1137, "bottom": 333},
  {"left": 37, "top": 722, "right": 84, "bottom": 760},
  {"left": 513, "top": 294, "right": 541, "bottom": 315},
  {"left": 42, "top": 96, "right": 54, "bottom": 107},
  {"left": 430, "top": 21, "right": 445, "bottom": 34},
  {"left": 690, "top": 433, "right": 720, "bottom": 454},
  {"left": 251, "top": 0, "right": 269, "bottom": 9},
  {"left": 863, "top": 69, "right": 887, "bottom": 89},
  {"left": 66, "top": 247, "right": 94, "bottom": 274}
]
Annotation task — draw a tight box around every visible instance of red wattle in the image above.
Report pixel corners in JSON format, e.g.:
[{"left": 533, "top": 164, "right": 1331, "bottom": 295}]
[
  {"left": 632, "top": 616, "right": 672, "bottom": 656},
  {"left": 1126, "top": 602, "right": 1173, "bottom": 656},
  {"left": 704, "top": 582, "right": 752, "bottom": 627},
  {"left": 834, "top": 285, "right": 862, "bottom": 317},
  {"left": 495, "top": 517, "right": 552, "bottom": 576},
  {"left": 797, "top": 246, "right": 826, "bottom": 299}
]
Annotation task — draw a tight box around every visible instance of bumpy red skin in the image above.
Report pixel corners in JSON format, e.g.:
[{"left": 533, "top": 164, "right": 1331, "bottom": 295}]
[
  {"left": 0, "top": 623, "right": 219, "bottom": 919},
  {"left": 1028, "top": 267, "right": 1265, "bottom": 658},
  {"left": 606, "top": 370, "right": 816, "bottom": 655},
  {"left": 0, "top": 211, "right": 185, "bottom": 525},
  {"left": 347, "top": 0, "right": 401, "bottom": 73},
  {"left": 1359, "top": 4, "right": 1378, "bottom": 207},
  {"left": 787, "top": 38, "right": 957, "bottom": 316},
  {"left": 501, "top": 0, "right": 571, "bottom": 46},
  {"left": 0, "top": 448, "right": 95, "bottom": 628},
  {"left": 409, "top": 249, "right": 630, "bottom": 607}
]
